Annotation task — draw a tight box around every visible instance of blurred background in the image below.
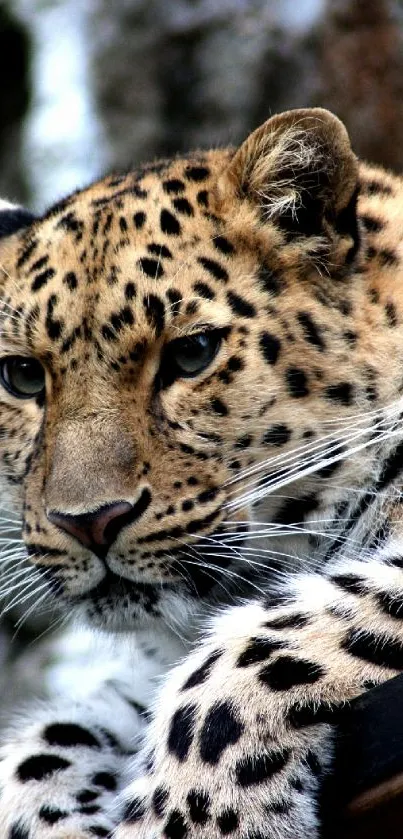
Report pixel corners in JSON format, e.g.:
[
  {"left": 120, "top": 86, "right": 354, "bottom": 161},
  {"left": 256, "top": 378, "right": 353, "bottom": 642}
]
[
  {"left": 0, "top": 0, "right": 403, "bottom": 708},
  {"left": 1, "top": 0, "right": 403, "bottom": 214}
]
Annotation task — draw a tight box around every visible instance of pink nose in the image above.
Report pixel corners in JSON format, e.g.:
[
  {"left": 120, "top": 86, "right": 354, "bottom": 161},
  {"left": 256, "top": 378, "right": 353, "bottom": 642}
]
[{"left": 47, "top": 491, "right": 151, "bottom": 558}]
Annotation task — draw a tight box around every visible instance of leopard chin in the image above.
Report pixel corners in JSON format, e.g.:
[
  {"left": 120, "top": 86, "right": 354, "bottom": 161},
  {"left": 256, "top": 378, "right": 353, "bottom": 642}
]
[
  {"left": 73, "top": 571, "right": 167, "bottom": 631},
  {"left": 69, "top": 569, "right": 206, "bottom": 637}
]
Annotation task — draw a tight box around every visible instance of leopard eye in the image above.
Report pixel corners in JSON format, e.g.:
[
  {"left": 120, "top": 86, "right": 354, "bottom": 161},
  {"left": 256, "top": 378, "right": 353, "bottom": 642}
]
[
  {"left": 169, "top": 331, "right": 222, "bottom": 377},
  {"left": 158, "top": 329, "right": 224, "bottom": 390},
  {"left": 0, "top": 356, "right": 45, "bottom": 399}
]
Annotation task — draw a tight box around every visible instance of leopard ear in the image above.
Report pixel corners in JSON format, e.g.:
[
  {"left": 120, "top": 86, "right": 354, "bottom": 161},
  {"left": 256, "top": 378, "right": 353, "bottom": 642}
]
[
  {"left": 0, "top": 200, "right": 35, "bottom": 238},
  {"left": 217, "top": 108, "right": 359, "bottom": 247}
]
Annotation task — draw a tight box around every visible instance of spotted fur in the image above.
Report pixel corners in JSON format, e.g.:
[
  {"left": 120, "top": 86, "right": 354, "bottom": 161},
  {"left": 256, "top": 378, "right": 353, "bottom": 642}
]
[{"left": 0, "top": 108, "right": 403, "bottom": 837}]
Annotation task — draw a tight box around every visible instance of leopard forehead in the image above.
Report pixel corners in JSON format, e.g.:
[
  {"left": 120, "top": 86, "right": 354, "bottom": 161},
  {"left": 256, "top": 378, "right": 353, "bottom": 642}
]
[{"left": 0, "top": 151, "right": 267, "bottom": 366}]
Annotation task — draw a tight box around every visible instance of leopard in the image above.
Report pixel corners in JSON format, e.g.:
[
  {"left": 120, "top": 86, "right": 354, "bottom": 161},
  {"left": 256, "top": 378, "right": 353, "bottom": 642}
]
[{"left": 0, "top": 106, "right": 403, "bottom": 838}]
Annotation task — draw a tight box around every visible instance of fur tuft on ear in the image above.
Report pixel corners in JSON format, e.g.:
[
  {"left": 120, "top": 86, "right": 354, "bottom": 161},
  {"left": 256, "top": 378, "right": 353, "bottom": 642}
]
[
  {"left": 217, "top": 108, "right": 359, "bottom": 242},
  {"left": 0, "top": 200, "right": 35, "bottom": 239}
]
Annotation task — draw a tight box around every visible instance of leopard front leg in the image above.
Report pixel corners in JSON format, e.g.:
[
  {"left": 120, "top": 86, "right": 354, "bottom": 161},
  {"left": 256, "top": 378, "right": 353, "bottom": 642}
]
[
  {"left": 0, "top": 681, "right": 146, "bottom": 838},
  {"left": 115, "top": 551, "right": 403, "bottom": 838}
]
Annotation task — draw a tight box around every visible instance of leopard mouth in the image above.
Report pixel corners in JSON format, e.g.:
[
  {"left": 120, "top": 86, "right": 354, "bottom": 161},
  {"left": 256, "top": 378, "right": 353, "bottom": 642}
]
[
  {"left": 38, "top": 520, "right": 249, "bottom": 618},
  {"left": 76, "top": 545, "right": 230, "bottom": 607}
]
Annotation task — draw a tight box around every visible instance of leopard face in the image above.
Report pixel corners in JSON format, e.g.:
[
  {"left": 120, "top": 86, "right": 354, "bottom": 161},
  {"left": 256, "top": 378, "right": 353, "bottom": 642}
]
[{"left": 1, "top": 108, "right": 402, "bottom": 632}]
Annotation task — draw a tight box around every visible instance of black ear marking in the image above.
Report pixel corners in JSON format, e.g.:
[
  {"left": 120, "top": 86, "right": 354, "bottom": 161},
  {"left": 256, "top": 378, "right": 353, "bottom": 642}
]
[
  {"left": 334, "top": 186, "right": 360, "bottom": 263},
  {"left": 0, "top": 205, "right": 36, "bottom": 238}
]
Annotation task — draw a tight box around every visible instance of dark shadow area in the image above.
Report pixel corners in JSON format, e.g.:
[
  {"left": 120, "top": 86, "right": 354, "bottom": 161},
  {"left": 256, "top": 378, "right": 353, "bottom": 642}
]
[{"left": 0, "top": 4, "right": 31, "bottom": 202}]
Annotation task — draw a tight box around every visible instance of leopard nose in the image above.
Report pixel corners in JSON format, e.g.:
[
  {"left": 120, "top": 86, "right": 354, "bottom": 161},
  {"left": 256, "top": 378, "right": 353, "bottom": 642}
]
[{"left": 47, "top": 490, "right": 151, "bottom": 558}]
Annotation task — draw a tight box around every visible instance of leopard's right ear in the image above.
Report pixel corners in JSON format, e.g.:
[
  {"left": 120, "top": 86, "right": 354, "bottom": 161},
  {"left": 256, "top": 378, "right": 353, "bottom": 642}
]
[
  {"left": 215, "top": 109, "right": 358, "bottom": 249},
  {"left": 0, "top": 200, "right": 35, "bottom": 238}
]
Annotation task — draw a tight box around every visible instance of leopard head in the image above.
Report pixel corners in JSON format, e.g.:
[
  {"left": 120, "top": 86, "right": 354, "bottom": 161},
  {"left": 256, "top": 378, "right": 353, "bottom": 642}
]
[{"left": 1, "top": 108, "right": 397, "bottom": 633}]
